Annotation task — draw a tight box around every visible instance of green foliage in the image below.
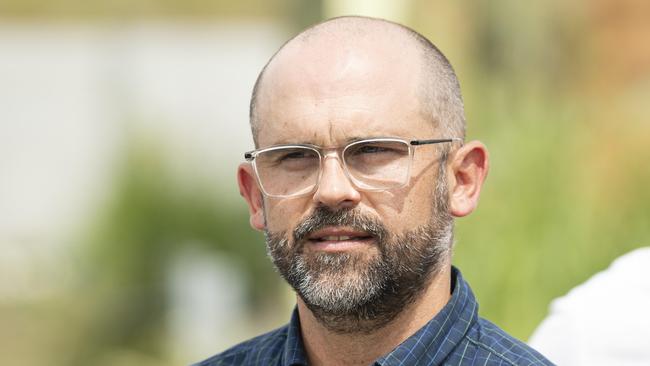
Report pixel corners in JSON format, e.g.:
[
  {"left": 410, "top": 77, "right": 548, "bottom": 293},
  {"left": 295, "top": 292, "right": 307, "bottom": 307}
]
[
  {"left": 74, "top": 136, "right": 281, "bottom": 365},
  {"left": 0, "top": 0, "right": 322, "bottom": 24},
  {"left": 454, "top": 80, "right": 650, "bottom": 340}
]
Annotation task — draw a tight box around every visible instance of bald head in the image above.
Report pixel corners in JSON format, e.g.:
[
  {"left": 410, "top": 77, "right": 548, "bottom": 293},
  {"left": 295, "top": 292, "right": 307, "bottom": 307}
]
[{"left": 249, "top": 16, "right": 465, "bottom": 147}]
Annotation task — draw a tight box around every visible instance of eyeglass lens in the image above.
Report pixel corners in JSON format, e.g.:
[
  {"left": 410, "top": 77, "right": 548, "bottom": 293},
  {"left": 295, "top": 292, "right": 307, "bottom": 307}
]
[
  {"left": 254, "top": 147, "right": 321, "bottom": 197},
  {"left": 254, "top": 140, "right": 411, "bottom": 197},
  {"left": 344, "top": 140, "right": 410, "bottom": 190}
]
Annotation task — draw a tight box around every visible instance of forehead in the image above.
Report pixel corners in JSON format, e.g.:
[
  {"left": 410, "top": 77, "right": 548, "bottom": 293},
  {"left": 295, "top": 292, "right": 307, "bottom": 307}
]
[{"left": 255, "top": 29, "right": 434, "bottom": 147}]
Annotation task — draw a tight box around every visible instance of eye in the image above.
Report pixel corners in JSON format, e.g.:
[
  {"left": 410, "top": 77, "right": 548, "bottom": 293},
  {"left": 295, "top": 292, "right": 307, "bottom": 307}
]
[
  {"left": 349, "top": 142, "right": 406, "bottom": 157},
  {"left": 278, "top": 150, "right": 311, "bottom": 161},
  {"left": 345, "top": 141, "right": 410, "bottom": 168},
  {"left": 355, "top": 144, "right": 391, "bottom": 154},
  {"left": 275, "top": 149, "right": 317, "bottom": 163},
  {"left": 268, "top": 148, "right": 319, "bottom": 168}
]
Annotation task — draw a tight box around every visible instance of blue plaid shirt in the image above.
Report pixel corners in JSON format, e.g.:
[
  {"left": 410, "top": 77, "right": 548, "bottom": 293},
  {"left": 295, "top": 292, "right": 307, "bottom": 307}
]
[{"left": 195, "top": 268, "right": 553, "bottom": 365}]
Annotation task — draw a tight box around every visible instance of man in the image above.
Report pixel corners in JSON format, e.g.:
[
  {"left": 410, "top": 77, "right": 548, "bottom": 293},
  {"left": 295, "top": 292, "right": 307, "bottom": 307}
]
[{"left": 197, "top": 16, "right": 552, "bottom": 366}]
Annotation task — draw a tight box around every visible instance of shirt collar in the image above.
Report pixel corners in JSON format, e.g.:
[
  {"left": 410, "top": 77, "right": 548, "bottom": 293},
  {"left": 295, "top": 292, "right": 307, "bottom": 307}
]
[
  {"left": 282, "top": 267, "right": 478, "bottom": 366},
  {"left": 377, "top": 267, "right": 478, "bottom": 365},
  {"left": 283, "top": 307, "right": 309, "bottom": 365}
]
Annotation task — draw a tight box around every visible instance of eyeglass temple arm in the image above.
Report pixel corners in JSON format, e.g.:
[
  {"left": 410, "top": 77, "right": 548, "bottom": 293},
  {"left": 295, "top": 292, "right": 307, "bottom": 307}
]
[
  {"left": 410, "top": 138, "right": 463, "bottom": 146},
  {"left": 244, "top": 139, "right": 463, "bottom": 159}
]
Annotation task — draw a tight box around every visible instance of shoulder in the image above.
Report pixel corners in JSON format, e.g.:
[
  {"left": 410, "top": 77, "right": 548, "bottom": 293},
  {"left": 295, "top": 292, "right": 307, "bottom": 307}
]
[
  {"left": 192, "top": 325, "right": 290, "bottom": 366},
  {"left": 528, "top": 247, "right": 650, "bottom": 364},
  {"left": 464, "top": 318, "right": 554, "bottom": 366}
]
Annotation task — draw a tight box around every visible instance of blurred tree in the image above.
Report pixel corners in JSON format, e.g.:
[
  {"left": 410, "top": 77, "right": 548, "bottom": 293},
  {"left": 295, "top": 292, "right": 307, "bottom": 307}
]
[
  {"left": 70, "top": 134, "right": 282, "bottom": 365},
  {"left": 0, "top": 0, "right": 323, "bottom": 26}
]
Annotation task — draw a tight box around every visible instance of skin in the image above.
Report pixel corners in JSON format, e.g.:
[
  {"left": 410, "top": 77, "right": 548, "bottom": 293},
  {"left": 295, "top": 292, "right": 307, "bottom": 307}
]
[{"left": 237, "top": 21, "right": 489, "bottom": 366}]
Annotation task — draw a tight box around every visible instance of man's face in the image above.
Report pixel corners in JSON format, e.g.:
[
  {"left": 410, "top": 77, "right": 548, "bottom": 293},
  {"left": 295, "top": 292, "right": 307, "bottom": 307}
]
[
  {"left": 255, "top": 35, "right": 443, "bottom": 239},
  {"left": 243, "top": 34, "right": 455, "bottom": 331}
]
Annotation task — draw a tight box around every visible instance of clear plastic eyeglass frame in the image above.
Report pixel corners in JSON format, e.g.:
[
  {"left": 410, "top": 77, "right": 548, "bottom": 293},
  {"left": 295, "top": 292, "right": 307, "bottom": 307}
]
[{"left": 244, "top": 137, "right": 463, "bottom": 199}]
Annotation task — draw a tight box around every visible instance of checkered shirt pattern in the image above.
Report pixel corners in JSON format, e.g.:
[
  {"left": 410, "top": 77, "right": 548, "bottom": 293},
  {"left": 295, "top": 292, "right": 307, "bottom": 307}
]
[{"left": 194, "top": 268, "right": 554, "bottom": 366}]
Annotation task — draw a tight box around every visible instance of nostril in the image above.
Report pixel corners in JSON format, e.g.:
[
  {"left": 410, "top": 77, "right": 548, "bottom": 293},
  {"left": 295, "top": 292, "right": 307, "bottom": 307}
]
[{"left": 313, "top": 181, "right": 361, "bottom": 209}]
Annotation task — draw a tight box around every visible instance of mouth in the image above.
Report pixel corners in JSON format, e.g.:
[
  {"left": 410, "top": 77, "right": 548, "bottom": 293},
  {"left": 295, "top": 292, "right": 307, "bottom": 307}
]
[{"left": 306, "top": 227, "right": 375, "bottom": 252}]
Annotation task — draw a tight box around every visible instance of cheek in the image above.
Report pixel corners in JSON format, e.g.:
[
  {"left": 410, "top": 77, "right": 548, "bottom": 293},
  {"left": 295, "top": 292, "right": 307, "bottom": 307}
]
[
  {"left": 361, "top": 198, "right": 431, "bottom": 236},
  {"left": 366, "top": 169, "right": 437, "bottom": 230},
  {"left": 264, "top": 199, "right": 310, "bottom": 233},
  {"left": 397, "top": 194, "right": 434, "bottom": 228}
]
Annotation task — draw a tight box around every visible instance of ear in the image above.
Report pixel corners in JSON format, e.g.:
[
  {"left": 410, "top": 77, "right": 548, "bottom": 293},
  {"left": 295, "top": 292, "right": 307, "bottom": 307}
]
[
  {"left": 448, "top": 141, "right": 489, "bottom": 217},
  {"left": 237, "top": 163, "right": 266, "bottom": 231}
]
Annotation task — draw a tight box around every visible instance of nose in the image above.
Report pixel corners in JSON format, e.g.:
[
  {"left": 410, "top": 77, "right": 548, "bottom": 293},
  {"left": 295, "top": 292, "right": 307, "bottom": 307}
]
[{"left": 312, "top": 155, "right": 361, "bottom": 210}]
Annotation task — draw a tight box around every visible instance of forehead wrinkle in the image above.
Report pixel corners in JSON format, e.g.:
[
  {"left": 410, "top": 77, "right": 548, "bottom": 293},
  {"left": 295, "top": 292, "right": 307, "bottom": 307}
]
[
  {"left": 257, "top": 91, "right": 428, "bottom": 148},
  {"left": 328, "top": 121, "right": 335, "bottom": 145},
  {"left": 258, "top": 81, "right": 421, "bottom": 139}
]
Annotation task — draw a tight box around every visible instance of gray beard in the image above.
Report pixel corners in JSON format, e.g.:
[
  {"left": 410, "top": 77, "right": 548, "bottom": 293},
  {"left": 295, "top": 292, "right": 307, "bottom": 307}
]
[
  {"left": 265, "top": 187, "right": 454, "bottom": 334},
  {"left": 266, "top": 207, "right": 453, "bottom": 333}
]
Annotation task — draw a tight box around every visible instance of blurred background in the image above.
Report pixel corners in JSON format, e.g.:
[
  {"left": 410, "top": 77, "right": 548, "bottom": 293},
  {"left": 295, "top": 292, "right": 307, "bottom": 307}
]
[{"left": 1, "top": 0, "right": 649, "bottom": 364}]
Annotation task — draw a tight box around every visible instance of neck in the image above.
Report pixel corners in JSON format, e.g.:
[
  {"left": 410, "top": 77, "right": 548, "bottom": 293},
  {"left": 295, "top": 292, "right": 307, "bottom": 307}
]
[{"left": 297, "top": 265, "right": 452, "bottom": 366}]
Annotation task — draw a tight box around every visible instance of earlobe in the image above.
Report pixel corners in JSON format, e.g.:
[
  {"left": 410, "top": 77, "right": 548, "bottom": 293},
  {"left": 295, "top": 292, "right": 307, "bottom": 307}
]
[
  {"left": 237, "top": 163, "right": 266, "bottom": 231},
  {"left": 449, "top": 141, "right": 489, "bottom": 217}
]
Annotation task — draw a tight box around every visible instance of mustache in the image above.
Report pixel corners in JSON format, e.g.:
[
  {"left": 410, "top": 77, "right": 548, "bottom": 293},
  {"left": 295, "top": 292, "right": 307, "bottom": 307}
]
[{"left": 293, "top": 206, "right": 388, "bottom": 243}]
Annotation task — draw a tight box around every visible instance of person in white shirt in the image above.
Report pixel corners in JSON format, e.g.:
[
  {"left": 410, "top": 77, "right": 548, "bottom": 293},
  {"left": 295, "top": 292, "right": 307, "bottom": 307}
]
[{"left": 529, "top": 247, "right": 650, "bottom": 366}]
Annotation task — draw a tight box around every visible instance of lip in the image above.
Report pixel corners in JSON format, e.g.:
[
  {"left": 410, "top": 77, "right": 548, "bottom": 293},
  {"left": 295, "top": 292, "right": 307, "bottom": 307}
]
[{"left": 306, "top": 227, "right": 374, "bottom": 252}]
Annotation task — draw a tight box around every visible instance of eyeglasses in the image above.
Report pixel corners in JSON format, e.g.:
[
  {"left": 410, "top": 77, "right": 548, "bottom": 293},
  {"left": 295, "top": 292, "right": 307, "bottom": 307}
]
[{"left": 244, "top": 137, "right": 462, "bottom": 198}]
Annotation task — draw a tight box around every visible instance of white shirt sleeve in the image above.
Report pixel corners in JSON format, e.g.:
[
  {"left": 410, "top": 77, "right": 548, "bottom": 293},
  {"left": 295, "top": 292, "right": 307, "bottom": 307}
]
[{"left": 528, "top": 247, "right": 650, "bottom": 366}]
